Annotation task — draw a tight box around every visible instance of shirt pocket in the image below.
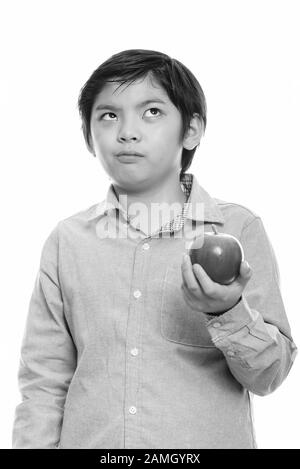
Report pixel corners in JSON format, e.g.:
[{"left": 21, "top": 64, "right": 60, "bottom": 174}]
[{"left": 160, "top": 266, "right": 215, "bottom": 348}]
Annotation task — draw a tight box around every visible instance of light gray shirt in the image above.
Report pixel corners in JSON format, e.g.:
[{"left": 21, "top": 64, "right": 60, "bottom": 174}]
[{"left": 12, "top": 173, "right": 297, "bottom": 449}]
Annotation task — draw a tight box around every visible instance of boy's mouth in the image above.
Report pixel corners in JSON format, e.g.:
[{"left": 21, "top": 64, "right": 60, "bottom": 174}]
[
  {"left": 116, "top": 154, "right": 145, "bottom": 163},
  {"left": 116, "top": 150, "right": 145, "bottom": 157}
]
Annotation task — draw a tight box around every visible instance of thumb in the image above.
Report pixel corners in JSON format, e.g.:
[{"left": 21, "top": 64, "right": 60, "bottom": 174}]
[{"left": 239, "top": 260, "right": 252, "bottom": 281}]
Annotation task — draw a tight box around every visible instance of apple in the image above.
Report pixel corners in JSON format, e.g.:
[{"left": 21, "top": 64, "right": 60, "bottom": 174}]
[{"left": 189, "top": 224, "right": 244, "bottom": 285}]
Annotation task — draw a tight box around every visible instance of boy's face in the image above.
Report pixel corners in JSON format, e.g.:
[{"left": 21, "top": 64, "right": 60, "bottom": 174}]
[{"left": 89, "top": 74, "right": 187, "bottom": 192}]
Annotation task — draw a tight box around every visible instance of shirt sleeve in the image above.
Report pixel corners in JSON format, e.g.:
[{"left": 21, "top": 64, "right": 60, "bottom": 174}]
[
  {"left": 205, "top": 216, "right": 298, "bottom": 396},
  {"left": 12, "top": 224, "right": 77, "bottom": 448}
]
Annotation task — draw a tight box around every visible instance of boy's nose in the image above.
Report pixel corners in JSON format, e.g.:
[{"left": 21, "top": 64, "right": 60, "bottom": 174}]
[
  {"left": 119, "top": 135, "right": 139, "bottom": 142},
  {"left": 118, "top": 119, "right": 141, "bottom": 142}
]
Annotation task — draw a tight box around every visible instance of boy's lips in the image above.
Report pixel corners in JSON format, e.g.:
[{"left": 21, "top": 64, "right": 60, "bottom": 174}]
[
  {"left": 116, "top": 154, "right": 145, "bottom": 163},
  {"left": 115, "top": 150, "right": 145, "bottom": 157}
]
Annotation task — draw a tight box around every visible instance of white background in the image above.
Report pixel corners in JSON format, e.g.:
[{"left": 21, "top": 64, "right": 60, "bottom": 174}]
[{"left": 1, "top": 0, "right": 299, "bottom": 449}]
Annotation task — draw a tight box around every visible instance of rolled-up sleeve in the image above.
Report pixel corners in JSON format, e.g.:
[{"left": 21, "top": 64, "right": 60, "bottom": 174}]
[
  {"left": 206, "top": 216, "right": 298, "bottom": 396},
  {"left": 12, "top": 224, "right": 77, "bottom": 448}
]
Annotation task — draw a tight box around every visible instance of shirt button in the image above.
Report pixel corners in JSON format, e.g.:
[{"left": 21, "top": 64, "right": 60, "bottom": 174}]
[
  {"left": 227, "top": 350, "right": 235, "bottom": 357},
  {"left": 213, "top": 322, "right": 222, "bottom": 328},
  {"left": 142, "top": 243, "right": 150, "bottom": 250},
  {"left": 133, "top": 290, "right": 142, "bottom": 299},
  {"left": 129, "top": 406, "right": 137, "bottom": 415},
  {"left": 131, "top": 348, "right": 139, "bottom": 356}
]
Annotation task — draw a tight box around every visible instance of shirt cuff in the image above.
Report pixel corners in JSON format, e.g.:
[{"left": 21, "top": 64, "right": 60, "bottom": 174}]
[{"left": 204, "top": 295, "right": 259, "bottom": 343}]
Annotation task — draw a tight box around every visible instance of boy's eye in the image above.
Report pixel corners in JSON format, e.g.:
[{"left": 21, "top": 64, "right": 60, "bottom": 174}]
[
  {"left": 100, "top": 112, "right": 117, "bottom": 120},
  {"left": 99, "top": 108, "right": 162, "bottom": 121},
  {"left": 144, "top": 107, "right": 162, "bottom": 117}
]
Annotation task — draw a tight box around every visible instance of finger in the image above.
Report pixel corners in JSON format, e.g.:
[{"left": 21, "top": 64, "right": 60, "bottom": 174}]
[
  {"left": 192, "top": 262, "right": 220, "bottom": 297},
  {"left": 181, "top": 254, "right": 201, "bottom": 292},
  {"left": 181, "top": 273, "right": 206, "bottom": 298},
  {"left": 181, "top": 280, "right": 204, "bottom": 301},
  {"left": 239, "top": 260, "right": 252, "bottom": 279},
  {"left": 236, "top": 260, "right": 252, "bottom": 287},
  {"left": 181, "top": 281, "right": 190, "bottom": 297},
  {"left": 181, "top": 282, "right": 194, "bottom": 308}
]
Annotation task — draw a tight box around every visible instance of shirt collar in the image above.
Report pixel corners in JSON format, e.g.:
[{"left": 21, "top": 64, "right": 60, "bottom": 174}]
[{"left": 87, "top": 172, "right": 225, "bottom": 225}]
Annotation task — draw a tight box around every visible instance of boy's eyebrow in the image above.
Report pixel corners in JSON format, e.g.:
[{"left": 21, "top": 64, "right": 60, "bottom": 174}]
[{"left": 94, "top": 98, "right": 168, "bottom": 112}]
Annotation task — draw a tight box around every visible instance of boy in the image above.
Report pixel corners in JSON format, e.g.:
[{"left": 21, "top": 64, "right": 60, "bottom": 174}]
[{"left": 12, "top": 49, "right": 297, "bottom": 449}]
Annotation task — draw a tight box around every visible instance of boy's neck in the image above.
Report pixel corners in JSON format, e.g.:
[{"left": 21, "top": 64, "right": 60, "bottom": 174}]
[{"left": 112, "top": 174, "right": 187, "bottom": 234}]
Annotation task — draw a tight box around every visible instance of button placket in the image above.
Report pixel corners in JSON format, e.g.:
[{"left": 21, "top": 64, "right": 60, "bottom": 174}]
[{"left": 124, "top": 245, "right": 146, "bottom": 447}]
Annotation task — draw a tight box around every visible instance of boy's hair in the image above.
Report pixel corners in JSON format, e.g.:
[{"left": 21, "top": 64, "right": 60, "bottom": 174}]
[{"left": 77, "top": 49, "right": 207, "bottom": 179}]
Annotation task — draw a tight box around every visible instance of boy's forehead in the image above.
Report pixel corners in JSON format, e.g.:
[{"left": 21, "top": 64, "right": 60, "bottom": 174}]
[{"left": 93, "top": 75, "right": 169, "bottom": 107}]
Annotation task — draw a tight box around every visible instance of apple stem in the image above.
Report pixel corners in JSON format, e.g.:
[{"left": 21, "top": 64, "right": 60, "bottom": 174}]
[{"left": 212, "top": 224, "right": 218, "bottom": 235}]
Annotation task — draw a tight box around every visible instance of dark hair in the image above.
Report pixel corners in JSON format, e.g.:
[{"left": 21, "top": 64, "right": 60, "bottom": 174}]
[{"left": 77, "top": 49, "right": 207, "bottom": 180}]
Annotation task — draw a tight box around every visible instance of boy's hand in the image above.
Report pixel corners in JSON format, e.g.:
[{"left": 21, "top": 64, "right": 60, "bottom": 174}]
[{"left": 181, "top": 254, "right": 252, "bottom": 315}]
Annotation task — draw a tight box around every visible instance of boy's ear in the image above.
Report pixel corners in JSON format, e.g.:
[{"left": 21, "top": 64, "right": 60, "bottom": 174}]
[
  {"left": 182, "top": 113, "right": 204, "bottom": 150},
  {"left": 86, "top": 135, "right": 96, "bottom": 157}
]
